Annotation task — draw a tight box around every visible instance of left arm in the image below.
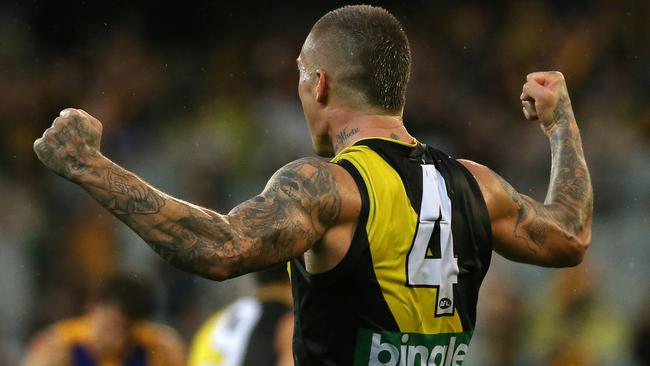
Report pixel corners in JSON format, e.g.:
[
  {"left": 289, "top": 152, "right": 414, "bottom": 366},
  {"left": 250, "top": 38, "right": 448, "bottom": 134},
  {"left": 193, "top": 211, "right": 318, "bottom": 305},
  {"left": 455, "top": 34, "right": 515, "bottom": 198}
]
[{"left": 460, "top": 71, "right": 593, "bottom": 267}]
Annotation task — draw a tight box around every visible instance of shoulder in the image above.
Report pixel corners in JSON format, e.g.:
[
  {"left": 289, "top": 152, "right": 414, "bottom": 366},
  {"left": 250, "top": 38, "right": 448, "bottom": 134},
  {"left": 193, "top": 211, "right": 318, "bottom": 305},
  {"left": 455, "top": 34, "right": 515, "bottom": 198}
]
[
  {"left": 49, "top": 316, "right": 90, "bottom": 343},
  {"left": 457, "top": 159, "right": 514, "bottom": 222},
  {"left": 133, "top": 321, "right": 184, "bottom": 347},
  {"left": 269, "top": 157, "right": 361, "bottom": 225},
  {"left": 22, "top": 319, "right": 84, "bottom": 366},
  {"left": 457, "top": 159, "right": 498, "bottom": 198},
  {"left": 457, "top": 159, "right": 492, "bottom": 179},
  {"left": 25, "top": 317, "right": 88, "bottom": 352},
  {"left": 270, "top": 157, "right": 351, "bottom": 191}
]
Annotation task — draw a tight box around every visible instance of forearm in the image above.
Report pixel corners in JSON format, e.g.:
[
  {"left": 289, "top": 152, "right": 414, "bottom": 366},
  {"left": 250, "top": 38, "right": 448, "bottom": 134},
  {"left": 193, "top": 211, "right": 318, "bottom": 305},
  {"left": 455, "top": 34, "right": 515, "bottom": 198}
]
[
  {"left": 544, "top": 97, "right": 593, "bottom": 242},
  {"left": 75, "top": 154, "right": 238, "bottom": 280}
]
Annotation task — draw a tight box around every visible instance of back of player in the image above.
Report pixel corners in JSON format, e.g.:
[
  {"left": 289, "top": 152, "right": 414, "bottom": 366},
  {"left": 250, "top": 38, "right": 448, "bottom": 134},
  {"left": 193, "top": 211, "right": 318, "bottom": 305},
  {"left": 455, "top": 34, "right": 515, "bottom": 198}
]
[{"left": 290, "top": 138, "right": 492, "bottom": 365}]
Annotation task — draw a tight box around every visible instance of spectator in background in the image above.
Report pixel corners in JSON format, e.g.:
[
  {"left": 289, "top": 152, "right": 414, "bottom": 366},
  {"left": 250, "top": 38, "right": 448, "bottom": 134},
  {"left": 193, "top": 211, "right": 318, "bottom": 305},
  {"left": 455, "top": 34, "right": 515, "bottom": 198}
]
[
  {"left": 189, "top": 264, "right": 293, "bottom": 366},
  {"left": 21, "top": 274, "right": 186, "bottom": 366},
  {"left": 522, "top": 261, "right": 628, "bottom": 365}
]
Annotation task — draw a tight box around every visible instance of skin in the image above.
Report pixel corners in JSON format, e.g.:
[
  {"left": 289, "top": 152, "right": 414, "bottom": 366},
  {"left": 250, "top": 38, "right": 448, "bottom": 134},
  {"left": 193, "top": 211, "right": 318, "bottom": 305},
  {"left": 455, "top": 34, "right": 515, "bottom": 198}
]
[
  {"left": 33, "top": 32, "right": 592, "bottom": 285},
  {"left": 460, "top": 72, "right": 592, "bottom": 266},
  {"left": 275, "top": 311, "right": 294, "bottom": 366}
]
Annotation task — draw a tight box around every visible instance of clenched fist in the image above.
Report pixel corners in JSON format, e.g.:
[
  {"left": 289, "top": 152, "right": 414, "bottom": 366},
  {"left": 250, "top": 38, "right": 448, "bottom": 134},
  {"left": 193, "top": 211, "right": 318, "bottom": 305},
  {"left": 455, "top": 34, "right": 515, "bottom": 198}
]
[
  {"left": 520, "top": 71, "right": 575, "bottom": 134},
  {"left": 33, "top": 108, "right": 103, "bottom": 181}
]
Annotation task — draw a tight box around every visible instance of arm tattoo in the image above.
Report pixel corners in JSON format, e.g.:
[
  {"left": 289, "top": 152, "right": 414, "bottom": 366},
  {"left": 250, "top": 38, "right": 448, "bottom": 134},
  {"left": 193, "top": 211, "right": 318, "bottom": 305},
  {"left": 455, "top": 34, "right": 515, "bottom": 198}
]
[
  {"left": 496, "top": 96, "right": 592, "bottom": 254},
  {"left": 83, "top": 157, "right": 340, "bottom": 279},
  {"left": 228, "top": 158, "right": 341, "bottom": 262},
  {"left": 106, "top": 168, "right": 165, "bottom": 214},
  {"left": 496, "top": 175, "right": 553, "bottom": 253},
  {"left": 145, "top": 212, "right": 238, "bottom": 275},
  {"left": 546, "top": 95, "right": 593, "bottom": 234}
]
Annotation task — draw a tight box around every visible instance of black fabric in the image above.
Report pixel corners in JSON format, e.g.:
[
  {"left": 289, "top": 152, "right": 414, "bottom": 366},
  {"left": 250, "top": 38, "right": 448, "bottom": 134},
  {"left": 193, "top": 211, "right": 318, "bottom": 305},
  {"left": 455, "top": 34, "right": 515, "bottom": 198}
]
[
  {"left": 290, "top": 139, "right": 493, "bottom": 365},
  {"left": 241, "top": 301, "right": 291, "bottom": 366},
  {"left": 291, "top": 159, "right": 399, "bottom": 366},
  {"left": 357, "top": 139, "right": 493, "bottom": 330}
]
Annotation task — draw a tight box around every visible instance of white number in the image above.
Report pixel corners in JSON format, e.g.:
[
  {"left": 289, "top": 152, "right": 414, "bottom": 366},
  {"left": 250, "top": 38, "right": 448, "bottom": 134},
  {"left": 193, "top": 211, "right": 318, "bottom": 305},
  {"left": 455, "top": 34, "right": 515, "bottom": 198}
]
[{"left": 406, "top": 165, "right": 458, "bottom": 316}]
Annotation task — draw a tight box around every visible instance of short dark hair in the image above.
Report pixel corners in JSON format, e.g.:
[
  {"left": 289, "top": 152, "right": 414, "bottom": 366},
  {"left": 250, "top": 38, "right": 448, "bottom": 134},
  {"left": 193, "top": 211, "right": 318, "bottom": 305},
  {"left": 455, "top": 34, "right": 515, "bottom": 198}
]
[
  {"left": 94, "top": 274, "right": 156, "bottom": 320},
  {"left": 311, "top": 5, "right": 411, "bottom": 114}
]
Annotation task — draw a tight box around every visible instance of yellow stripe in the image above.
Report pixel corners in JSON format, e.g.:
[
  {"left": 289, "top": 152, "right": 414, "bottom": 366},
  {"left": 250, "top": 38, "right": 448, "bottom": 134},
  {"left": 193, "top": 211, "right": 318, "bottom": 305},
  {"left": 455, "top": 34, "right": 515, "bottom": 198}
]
[
  {"left": 188, "top": 310, "right": 226, "bottom": 366},
  {"left": 353, "top": 136, "right": 419, "bottom": 148},
  {"left": 333, "top": 144, "right": 463, "bottom": 334}
]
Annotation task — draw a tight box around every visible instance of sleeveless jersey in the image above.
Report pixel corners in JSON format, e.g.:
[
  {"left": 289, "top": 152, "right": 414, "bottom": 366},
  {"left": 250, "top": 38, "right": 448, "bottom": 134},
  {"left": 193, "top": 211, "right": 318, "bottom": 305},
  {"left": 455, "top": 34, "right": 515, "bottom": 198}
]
[
  {"left": 290, "top": 138, "right": 492, "bottom": 366},
  {"left": 189, "top": 297, "right": 291, "bottom": 366}
]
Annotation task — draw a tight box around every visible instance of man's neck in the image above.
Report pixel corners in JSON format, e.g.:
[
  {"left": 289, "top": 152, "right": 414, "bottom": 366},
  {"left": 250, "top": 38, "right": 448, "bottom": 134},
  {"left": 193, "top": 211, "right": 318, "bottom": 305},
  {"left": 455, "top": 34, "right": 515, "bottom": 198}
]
[{"left": 330, "top": 114, "right": 415, "bottom": 155}]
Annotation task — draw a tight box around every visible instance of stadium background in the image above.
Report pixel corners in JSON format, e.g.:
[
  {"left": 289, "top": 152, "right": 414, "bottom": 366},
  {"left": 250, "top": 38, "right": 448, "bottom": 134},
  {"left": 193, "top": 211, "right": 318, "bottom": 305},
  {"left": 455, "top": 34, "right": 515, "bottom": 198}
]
[{"left": 0, "top": 0, "right": 648, "bottom": 365}]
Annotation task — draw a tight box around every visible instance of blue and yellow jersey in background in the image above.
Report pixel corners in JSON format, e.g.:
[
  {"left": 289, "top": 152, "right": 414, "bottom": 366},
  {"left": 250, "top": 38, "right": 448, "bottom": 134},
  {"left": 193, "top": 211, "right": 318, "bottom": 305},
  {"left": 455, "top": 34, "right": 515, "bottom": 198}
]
[
  {"left": 290, "top": 138, "right": 492, "bottom": 366},
  {"left": 50, "top": 316, "right": 176, "bottom": 366}
]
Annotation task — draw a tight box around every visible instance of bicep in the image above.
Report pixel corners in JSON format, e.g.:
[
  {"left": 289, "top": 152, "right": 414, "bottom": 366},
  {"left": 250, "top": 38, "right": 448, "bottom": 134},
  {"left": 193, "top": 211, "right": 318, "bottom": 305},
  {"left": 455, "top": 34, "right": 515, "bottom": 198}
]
[
  {"left": 460, "top": 160, "right": 583, "bottom": 267},
  {"left": 225, "top": 157, "right": 342, "bottom": 274},
  {"left": 490, "top": 190, "right": 581, "bottom": 267}
]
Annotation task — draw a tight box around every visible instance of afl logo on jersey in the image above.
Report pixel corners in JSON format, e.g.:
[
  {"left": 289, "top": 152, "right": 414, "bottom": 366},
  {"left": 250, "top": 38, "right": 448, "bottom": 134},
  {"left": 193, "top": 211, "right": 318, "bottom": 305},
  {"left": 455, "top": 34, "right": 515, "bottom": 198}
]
[{"left": 439, "top": 298, "right": 452, "bottom": 309}]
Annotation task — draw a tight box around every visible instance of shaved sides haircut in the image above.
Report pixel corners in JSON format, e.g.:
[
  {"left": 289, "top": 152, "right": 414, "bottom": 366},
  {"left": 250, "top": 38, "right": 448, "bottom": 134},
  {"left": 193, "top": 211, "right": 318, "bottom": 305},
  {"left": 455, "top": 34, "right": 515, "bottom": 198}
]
[{"left": 311, "top": 5, "right": 411, "bottom": 114}]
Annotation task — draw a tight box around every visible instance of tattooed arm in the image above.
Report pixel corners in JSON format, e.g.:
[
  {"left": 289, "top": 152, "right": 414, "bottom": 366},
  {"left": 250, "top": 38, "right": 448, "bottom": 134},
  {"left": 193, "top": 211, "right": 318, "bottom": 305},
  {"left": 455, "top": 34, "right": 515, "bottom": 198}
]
[
  {"left": 460, "top": 71, "right": 593, "bottom": 267},
  {"left": 33, "top": 109, "right": 343, "bottom": 280}
]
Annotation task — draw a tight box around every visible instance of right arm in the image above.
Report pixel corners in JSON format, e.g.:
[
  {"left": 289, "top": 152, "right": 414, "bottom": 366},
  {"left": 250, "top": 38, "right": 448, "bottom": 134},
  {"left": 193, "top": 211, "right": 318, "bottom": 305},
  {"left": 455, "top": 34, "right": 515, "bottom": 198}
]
[
  {"left": 461, "top": 71, "right": 593, "bottom": 267},
  {"left": 33, "top": 109, "right": 347, "bottom": 281}
]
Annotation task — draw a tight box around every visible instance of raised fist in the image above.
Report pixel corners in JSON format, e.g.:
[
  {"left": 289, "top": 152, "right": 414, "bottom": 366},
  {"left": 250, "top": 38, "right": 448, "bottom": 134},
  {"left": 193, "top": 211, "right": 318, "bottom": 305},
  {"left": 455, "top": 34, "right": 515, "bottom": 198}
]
[
  {"left": 520, "top": 71, "right": 575, "bottom": 134},
  {"left": 33, "top": 108, "right": 103, "bottom": 180}
]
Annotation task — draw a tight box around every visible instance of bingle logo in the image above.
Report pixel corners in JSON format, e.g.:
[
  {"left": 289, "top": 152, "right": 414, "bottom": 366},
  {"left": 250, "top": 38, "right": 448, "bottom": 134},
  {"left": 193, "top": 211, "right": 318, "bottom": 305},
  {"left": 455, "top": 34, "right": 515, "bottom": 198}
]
[{"left": 367, "top": 332, "right": 469, "bottom": 366}]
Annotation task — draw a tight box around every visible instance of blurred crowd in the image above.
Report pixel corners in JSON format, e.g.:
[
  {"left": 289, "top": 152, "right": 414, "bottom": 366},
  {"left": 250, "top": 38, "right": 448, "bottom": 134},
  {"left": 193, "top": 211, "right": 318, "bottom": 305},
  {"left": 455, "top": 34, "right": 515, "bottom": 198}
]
[{"left": 0, "top": 1, "right": 648, "bottom": 365}]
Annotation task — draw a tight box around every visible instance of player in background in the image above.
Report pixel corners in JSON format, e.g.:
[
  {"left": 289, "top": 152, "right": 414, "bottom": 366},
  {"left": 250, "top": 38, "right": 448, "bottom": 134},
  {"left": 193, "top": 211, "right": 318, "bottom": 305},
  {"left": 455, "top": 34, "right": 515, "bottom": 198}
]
[
  {"left": 189, "top": 264, "right": 293, "bottom": 366},
  {"left": 22, "top": 274, "right": 186, "bottom": 366}
]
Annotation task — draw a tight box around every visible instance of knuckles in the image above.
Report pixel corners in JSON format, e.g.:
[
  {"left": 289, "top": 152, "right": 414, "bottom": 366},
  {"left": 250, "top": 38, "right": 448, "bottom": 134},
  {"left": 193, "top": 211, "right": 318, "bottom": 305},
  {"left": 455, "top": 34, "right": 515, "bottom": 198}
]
[
  {"left": 36, "top": 108, "right": 103, "bottom": 155},
  {"left": 526, "top": 70, "right": 565, "bottom": 81}
]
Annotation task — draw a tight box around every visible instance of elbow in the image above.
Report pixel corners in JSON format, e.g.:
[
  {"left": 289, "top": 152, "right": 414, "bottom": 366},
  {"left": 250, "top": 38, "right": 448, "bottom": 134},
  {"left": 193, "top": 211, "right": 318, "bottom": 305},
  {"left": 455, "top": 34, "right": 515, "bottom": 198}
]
[
  {"left": 563, "top": 241, "right": 589, "bottom": 267},
  {"left": 168, "top": 259, "right": 238, "bottom": 282},
  {"left": 203, "top": 260, "right": 246, "bottom": 282},
  {"left": 556, "top": 232, "right": 592, "bottom": 268},
  {"left": 204, "top": 266, "right": 237, "bottom": 282},
  {"left": 205, "top": 270, "right": 229, "bottom": 282},
  {"left": 566, "top": 208, "right": 593, "bottom": 266}
]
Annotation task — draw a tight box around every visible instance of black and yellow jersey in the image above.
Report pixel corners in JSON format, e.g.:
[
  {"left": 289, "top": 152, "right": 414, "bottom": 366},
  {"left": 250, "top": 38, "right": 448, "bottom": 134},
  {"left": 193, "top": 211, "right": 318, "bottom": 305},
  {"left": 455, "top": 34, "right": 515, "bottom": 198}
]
[
  {"left": 290, "top": 138, "right": 492, "bottom": 366},
  {"left": 189, "top": 297, "right": 291, "bottom": 366}
]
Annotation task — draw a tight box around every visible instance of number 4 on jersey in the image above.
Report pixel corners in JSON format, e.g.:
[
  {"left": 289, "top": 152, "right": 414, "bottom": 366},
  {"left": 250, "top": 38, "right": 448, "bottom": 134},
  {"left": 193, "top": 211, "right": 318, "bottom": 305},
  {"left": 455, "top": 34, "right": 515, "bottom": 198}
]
[{"left": 405, "top": 164, "right": 458, "bottom": 317}]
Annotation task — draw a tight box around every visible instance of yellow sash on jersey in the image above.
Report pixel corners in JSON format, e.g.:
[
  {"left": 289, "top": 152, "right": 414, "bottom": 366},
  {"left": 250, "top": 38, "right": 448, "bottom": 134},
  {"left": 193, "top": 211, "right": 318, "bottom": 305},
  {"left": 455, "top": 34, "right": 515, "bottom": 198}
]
[{"left": 332, "top": 138, "right": 464, "bottom": 334}]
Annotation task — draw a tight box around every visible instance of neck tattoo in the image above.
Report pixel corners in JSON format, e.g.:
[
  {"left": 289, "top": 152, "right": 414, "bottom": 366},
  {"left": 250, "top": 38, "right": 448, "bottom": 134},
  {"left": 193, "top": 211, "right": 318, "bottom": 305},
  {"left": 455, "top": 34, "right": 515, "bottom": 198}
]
[{"left": 335, "top": 127, "right": 360, "bottom": 150}]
